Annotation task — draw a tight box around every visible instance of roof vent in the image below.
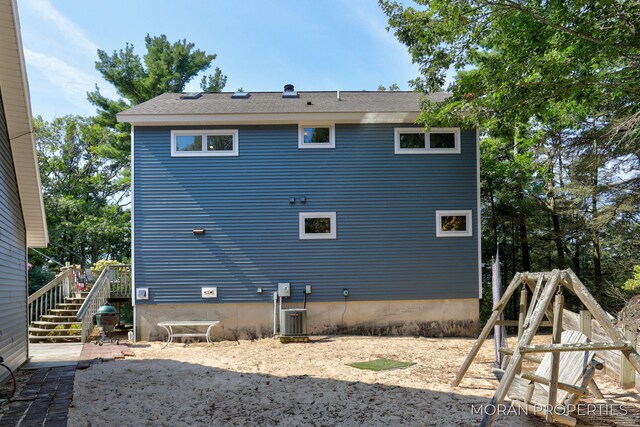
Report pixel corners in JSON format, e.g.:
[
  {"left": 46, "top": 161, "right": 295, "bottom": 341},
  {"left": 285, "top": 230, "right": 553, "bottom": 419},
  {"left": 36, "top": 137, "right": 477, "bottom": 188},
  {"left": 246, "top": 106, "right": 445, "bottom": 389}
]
[
  {"left": 231, "top": 92, "right": 250, "bottom": 99},
  {"left": 180, "top": 92, "right": 202, "bottom": 100},
  {"left": 282, "top": 84, "right": 298, "bottom": 98}
]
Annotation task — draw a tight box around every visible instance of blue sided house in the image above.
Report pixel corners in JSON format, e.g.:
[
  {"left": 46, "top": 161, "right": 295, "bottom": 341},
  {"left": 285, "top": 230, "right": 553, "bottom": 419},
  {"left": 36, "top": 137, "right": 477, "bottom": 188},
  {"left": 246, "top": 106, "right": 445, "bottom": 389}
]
[{"left": 117, "top": 85, "right": 481, "bottom": 341}]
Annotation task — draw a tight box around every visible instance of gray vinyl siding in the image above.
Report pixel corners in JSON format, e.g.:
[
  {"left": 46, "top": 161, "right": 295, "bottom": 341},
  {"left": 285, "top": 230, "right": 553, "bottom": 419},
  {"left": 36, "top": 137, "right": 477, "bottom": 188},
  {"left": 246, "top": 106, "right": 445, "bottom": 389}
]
[
  {"left": 134, "top": 124, "right": 479, "bottom": 304},
  {"left": 0, "top": 89, "right": 28, "bottom": 381}
]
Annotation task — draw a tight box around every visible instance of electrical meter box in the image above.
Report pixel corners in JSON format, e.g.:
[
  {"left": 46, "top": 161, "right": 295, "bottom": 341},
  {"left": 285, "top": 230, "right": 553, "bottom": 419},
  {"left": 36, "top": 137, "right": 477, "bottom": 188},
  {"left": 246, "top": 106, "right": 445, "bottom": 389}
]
[{"left": 278, "top": 282, "right": 291, "bottom": 297}]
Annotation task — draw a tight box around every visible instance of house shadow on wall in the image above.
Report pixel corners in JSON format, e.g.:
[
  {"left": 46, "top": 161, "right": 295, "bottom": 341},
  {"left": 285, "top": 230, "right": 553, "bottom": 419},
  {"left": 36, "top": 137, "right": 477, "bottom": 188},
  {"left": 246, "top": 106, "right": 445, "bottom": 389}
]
[{"left": 67, "top": 358, "right": 546, "bottom": 426}]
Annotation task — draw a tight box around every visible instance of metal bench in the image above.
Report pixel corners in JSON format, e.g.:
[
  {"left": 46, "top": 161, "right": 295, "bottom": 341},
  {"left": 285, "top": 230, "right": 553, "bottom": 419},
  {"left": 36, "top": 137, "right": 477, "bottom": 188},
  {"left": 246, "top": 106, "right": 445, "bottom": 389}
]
[{"left": 157, "top": 320, "right": 220, "bottom": 348}]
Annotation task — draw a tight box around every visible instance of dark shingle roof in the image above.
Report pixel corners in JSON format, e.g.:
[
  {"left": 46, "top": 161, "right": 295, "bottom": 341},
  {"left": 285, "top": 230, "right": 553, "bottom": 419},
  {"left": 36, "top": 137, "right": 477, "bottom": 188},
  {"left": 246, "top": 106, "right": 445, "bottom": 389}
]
[{"left": 118, "top": 91, "right": 448, "bottom": 116}]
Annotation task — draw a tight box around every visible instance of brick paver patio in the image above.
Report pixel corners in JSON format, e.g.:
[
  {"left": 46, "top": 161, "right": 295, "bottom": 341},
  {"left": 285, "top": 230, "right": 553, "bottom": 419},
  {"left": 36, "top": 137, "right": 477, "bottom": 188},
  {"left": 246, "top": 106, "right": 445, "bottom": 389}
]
[{"left": 0, "top": 342, "right": 134, "bottom": 426}]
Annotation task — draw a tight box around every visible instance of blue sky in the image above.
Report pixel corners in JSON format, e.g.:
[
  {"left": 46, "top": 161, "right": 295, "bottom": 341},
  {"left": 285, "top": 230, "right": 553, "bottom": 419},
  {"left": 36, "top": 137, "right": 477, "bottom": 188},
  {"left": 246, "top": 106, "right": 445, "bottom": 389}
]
[{"left": 17, "top": 0, "right": 420, "bottom": 120}]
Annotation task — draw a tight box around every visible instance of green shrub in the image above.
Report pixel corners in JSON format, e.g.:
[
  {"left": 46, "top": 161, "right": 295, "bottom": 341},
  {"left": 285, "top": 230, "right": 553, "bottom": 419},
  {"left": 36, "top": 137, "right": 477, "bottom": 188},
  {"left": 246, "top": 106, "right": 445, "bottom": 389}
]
[{"left": 623, "top": 265, "right": 640, "bottom": 292}]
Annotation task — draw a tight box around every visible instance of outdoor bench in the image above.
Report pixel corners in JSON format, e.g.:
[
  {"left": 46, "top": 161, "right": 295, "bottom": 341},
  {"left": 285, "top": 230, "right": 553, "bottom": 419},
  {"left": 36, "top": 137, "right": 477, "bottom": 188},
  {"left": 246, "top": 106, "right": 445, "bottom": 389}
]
[{"left": 157, "top": 320, "right": 220, "bottom": 348}]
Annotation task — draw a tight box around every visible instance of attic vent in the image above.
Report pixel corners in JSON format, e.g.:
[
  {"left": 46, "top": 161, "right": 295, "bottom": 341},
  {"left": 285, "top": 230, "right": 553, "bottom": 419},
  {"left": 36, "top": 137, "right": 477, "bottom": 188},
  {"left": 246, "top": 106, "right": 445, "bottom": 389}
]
[
  {"left": 180, "top": 92, "right": 202, "bottom": 100},
  {"left": 231, "top": 92, "right": 250, "bottom": 99},
  {"left": 282, "top": 84, "right": 298, "bottom": 98}
]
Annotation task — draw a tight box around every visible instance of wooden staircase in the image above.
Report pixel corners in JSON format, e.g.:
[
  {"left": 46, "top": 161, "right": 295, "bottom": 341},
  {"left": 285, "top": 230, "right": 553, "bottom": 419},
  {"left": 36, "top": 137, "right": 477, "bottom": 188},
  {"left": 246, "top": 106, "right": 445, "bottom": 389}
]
[{"left": 28, "top": 294, "right": 87, "bottom": 343}]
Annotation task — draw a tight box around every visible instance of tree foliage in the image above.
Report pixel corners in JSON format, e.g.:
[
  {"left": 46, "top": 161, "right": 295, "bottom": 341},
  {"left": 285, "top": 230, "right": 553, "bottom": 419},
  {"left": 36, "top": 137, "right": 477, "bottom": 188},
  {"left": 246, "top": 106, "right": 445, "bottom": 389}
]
[
  {"left": 88, "top": 34, "right": 227, "bottom": 170},
  {"left": 33, "top": 116, "right": 131, "bottom": 267},
  {"left": 381, "top": 0, "right": 640, "bottom": 311}
]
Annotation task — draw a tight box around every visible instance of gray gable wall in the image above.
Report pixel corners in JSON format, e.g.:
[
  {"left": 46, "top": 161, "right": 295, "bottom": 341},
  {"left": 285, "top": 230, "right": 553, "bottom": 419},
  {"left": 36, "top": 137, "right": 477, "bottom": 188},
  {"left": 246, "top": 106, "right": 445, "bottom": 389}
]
[
  {"left": 133, "top": 124, "right": 479, "bottom": 304},
  {"left": 0, "top": 89, "right": 28, "bottom": 380}
]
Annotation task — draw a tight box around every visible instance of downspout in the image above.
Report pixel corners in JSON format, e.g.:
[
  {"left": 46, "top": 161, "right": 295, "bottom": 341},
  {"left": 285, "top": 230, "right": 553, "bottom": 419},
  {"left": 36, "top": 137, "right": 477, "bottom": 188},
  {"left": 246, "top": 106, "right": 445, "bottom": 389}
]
[{"left": 273, "top": 291, "right": 278, "bottom": 336}]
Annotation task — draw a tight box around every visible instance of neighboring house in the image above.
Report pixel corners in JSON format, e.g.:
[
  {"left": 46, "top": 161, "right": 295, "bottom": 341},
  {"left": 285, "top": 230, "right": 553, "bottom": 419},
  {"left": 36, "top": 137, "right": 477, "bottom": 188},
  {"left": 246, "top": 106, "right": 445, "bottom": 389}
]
[
  {"left": 117, "top": 86, "right": 480, "bottom": 341},
  {"left": 0, "top": 0, "right": 48, "bottom": 380}
]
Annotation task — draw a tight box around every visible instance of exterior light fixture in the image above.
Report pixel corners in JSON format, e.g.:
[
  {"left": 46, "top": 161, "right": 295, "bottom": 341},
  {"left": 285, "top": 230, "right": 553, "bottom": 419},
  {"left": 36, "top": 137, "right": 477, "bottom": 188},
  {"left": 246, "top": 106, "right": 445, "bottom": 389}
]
[{"left": 193, "top": 228, "right": 206, "bottom": 235}]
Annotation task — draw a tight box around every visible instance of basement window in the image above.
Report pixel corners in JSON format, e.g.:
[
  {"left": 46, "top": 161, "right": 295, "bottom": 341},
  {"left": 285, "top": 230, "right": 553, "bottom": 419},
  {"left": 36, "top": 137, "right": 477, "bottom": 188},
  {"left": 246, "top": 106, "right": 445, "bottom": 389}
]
[
  {"left": 436, "top": 210, "right": 472, "bottom": 237},
  {"left": 298, "top": 124, "right": 335, "bottom": 149},
  {"left": 394, "top": 127, "right": 460, "bottom": 154},
  {"left": 299, "top": 212, "right": 337, "bottom": 240},
  {"left": 171, "top": 130, "right": 239, "bottom": 157}
]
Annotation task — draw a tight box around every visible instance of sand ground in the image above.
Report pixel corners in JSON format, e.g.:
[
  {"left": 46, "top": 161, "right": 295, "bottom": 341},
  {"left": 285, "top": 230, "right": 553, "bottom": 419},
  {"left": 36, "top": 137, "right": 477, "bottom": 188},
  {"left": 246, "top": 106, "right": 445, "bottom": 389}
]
[{"left": 68, "top": 335, "right": 639, "bottom": 427}]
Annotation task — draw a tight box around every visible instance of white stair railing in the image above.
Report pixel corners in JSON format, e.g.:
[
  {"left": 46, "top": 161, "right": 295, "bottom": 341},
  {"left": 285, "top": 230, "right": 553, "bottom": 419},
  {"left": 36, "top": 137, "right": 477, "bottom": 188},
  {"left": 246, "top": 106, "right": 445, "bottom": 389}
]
[
  {"left": 76, "top": 265, "right": 131, "bottom": 342},
  {"left": 28, "top": 268, "right": 75, "bottom": 324}
]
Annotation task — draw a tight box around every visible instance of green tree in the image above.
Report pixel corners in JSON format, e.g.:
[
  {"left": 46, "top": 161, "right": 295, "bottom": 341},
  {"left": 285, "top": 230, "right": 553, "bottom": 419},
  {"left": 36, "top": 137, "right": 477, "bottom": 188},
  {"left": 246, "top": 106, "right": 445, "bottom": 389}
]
[
  {"left": 34, "top": 116, "right": 131, "bottom": 266},
  {"left": 380, "top": 0, "right": 640, "bottom": 308},
  {"left": 88, "top": 34, "right": 227, "bottom": 170},
  {"left": 377, "top": 83, "right": 400, "bottom": 91}
]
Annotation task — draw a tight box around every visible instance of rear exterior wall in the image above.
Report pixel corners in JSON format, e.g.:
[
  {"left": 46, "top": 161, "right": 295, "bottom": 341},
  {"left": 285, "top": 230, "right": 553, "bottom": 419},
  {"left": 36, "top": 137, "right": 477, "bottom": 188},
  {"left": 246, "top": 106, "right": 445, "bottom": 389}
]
[{"left": 133, "top": 124, "right": 479, "bottom": 337}]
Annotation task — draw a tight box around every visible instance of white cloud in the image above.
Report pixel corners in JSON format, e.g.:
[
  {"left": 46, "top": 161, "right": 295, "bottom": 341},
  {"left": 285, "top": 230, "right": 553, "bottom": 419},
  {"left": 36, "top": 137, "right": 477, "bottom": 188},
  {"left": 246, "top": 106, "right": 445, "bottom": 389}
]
[
  {"left": 24, "top": 48, "right": 96, "bottom": 110},
  {"left": 23, "top": 0, "right": 98, "bottom": 59}
]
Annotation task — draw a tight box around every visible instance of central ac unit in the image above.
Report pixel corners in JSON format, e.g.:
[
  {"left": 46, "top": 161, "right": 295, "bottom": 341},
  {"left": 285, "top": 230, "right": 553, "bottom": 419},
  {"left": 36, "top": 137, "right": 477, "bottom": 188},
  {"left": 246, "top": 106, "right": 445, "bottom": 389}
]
[{"left": 280, "top": 308, "right": 308, "bottom": 336}]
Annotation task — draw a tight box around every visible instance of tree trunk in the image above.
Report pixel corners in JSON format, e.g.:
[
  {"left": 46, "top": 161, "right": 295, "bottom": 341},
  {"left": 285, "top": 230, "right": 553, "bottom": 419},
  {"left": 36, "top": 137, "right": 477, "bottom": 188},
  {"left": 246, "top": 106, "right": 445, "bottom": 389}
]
[
  {"left": 572, "top": 242, "right": 581, "bottom": 277},
  {"left": 519, "top": 213, "right": 531, "bottom": 271},
  {"left": 551, "top": 212, "right": 564, "bottom": 268}
]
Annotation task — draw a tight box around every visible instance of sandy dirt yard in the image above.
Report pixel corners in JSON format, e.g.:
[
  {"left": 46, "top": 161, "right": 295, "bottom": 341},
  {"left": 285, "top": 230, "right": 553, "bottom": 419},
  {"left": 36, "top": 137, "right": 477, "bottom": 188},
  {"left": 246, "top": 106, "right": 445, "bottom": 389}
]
[{"left": 68, "top": 336, "right": 639, "bottom": 427}]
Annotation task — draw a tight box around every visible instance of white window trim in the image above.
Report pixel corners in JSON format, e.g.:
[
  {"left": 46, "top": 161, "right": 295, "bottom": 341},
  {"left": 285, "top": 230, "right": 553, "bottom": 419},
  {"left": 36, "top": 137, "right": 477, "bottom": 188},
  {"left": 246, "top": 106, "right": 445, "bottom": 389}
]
[
  {"left": 299, "top": 212, "right": 337, "bottom": 240},
  {"left": 436, "top": 210, "right": 472, "bottom": 237},
  {"left": 394, "top": 127, "right": 461, "bottom": 154},
  {"left": 298, "top": 124, "right": 335, "bottom": 149},
  {"left": 171, "top": 129, "right": 239, "bottom": 157}
]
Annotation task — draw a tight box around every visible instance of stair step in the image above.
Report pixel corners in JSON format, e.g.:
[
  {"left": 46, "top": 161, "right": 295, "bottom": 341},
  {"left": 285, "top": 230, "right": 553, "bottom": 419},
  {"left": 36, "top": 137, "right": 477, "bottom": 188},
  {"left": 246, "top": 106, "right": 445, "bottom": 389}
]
[
  {"left": 57, "top": 303, "right": 83, "bottom": 308},
  {"left": 29, "top": 327, "right": 81, "bottom": 335},
  {"left": 32, "top": 321, "right": 82, "bottom": 327},
  {"left": 41, "top": 315, "right": 79, "bottom": 321},
  {"left": 65, "top": 297, "right": 86, "bottom": 302},
  {"left": 50, "top": 309, "right": 78, "bottom": 315},
  {"left": 29, "top": 335, "right": 82, "bottom": 342}
]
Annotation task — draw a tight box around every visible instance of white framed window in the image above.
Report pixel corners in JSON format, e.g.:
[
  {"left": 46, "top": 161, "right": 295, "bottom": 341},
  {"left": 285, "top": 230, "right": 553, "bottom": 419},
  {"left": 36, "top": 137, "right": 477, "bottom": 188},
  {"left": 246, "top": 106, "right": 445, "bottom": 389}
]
[
  {"left": 171, "top": 129, "right": 239, "bottom": 157},
  {"left": 394, "top": 127, "right": 460, "bottom": 154},
  {"left": 298, "top": 124, "right": 335, "bottom": 149},
  {"left": 299, "top": 212, "right": 337, "bottom": 240},
  {"left": 436, "top": 210, "right": 472, "bottom": 237}
]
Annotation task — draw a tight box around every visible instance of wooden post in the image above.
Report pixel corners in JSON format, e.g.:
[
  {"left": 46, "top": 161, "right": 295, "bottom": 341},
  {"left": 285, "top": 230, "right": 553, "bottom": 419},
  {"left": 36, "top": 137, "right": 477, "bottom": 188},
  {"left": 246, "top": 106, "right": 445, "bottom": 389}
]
[
  {"left": 524, "top": 275, "right": 554, "bottom": 326},
  {"left": 518, "top": 286, "right": 528, "bottom": 340},
  {"left": 451, "top": 274, "right": 523, "bottom": 387},
  {"left": 547, "top": 292, "right": 564, "bottom": 423},
  {"left": 480, "top": 270, "right": 561, "bottom": 427},
  {"left": 567, "top": 269, "right": 640, "bottom": 376},
  {"left": 579, "top": 310, "right": 592, "bottom": 340},
  {"left": 620, "top": 324, "right": 638, "bottom": 388}
]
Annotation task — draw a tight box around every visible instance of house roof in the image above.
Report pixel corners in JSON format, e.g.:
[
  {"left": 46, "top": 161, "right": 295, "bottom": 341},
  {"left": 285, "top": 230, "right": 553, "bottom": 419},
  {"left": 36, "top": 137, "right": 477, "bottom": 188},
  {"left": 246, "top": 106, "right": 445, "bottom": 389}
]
[
  {"left": 0, "top": 0, "right": 48, "bottom": 247},
  {"left": 117, "top": 91, "right": 448, "bottom": 125}
]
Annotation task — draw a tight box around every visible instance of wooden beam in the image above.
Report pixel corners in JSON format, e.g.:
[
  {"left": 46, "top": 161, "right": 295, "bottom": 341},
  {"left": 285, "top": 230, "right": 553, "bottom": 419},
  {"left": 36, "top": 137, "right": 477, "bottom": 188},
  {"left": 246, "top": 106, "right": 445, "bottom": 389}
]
[
  {"left": 518, "top": 287, "right": 527, "bottom": 341},
  {"left": 518, "top": 371, "right": 588, "bottom": 397},
  {"left": 499, "top": 347, "right": 542, "bottom": 364},
  {"left": 620, "top": 324, "right": 637, "bottom": 388},
  {"left": 566, "top": 269, "right": 640, "bottom": 375},
  {"left": 480, "top": 270, "right": 561, "bottom": 427},
  {"left": 547, "top": 293, "right": 564, "bottom": 422},
  {"left": 524, "top": 275, "right": 554, "bottom": 327},
  {"left": 520, "top": 342, "right": 634, "bottom": 354},
  {"left": 491, "top": 273, "right": 523, "bottom": 312},
  {"left": 579, "top": 309, "right": 592, "bottom": 340},
  {"left": 452, "top": 274, "right": 523, "bottom": 387},
  {"left": 495, "top": 320, "right": 553, "bottom": 327},
  {"left": 523, "top": 275, "right": 543, "bottom": 329}
]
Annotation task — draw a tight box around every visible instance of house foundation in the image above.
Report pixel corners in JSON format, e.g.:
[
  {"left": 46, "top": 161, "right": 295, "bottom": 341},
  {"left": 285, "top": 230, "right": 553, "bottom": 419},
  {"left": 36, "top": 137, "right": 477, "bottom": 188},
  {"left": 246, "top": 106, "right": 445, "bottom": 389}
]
[{"left": 135, "top": 298, "right": 479, "bottom": 341}]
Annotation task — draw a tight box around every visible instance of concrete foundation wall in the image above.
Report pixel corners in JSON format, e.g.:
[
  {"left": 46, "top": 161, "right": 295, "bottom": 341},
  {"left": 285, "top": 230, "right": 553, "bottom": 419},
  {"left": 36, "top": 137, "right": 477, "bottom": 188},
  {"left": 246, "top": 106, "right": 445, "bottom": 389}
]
[{"left": 135, "top": 298, "right": 479, "bottom": 341}]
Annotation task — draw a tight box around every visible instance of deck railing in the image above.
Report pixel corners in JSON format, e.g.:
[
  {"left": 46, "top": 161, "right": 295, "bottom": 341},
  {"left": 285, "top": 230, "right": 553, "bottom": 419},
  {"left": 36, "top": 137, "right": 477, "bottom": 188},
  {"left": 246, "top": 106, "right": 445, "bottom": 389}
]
[
  {"left": 28, "top": 268, "right": 75, "bottom": 323},
  {"left": 76, "top": 264, "right": 131, "bottom": 342}
]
